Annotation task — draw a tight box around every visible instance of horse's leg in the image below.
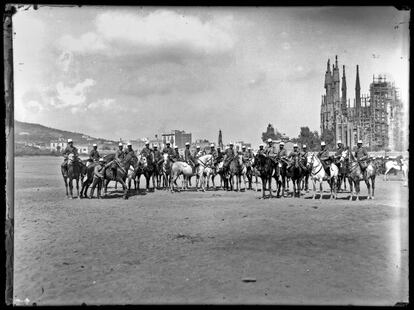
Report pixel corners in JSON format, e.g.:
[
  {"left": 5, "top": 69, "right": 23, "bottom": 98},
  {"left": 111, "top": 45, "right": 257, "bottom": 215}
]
[
  {"left": 146, "top": 175, "right": 150, "bottom": 192},
  {"left": 371, "top": 177, "right": 375, "bottom": 199},
  {"left": 349, "top": 179, "right": 353, "bottom": 201},
  {"left": 76, "top": 179, "right": 80, "bottom": 199},
  {"left": 365, "top": 177, "right": 371, "bottom": 199},
  {"left": 63, "top": 177, "right": 69, "bottom": 197},
  {"left": 118, "top": 177, "right": 128, "bottom": 199},
  {"left": 383, "top": 168, "right": 391, "bottom": 181},
  {"left": 356, "top": 180, "right": 360, "bottom": 201},
  {"left": 319, "top": 180, "right": 323, "bottom": 199},
  {"left": 68, "top": 178, "right": 74, "bottom": 199}
]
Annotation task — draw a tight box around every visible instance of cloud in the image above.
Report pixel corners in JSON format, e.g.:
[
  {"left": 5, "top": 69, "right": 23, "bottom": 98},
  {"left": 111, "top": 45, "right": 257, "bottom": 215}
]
[
  {"left": 55, "top": 78, "right": 96, "bottom": 110},
  {"left": 87, "top": 98, "right": 115, "bottom": 110},
  {"left": 58, "top": 10, "right": 236, "bottom": 57}
]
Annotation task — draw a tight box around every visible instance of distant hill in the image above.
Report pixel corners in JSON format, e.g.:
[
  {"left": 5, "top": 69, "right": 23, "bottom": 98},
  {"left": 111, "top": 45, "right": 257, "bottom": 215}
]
[{"left": 15, "top": 120, "right": 116, "bottom": 146}]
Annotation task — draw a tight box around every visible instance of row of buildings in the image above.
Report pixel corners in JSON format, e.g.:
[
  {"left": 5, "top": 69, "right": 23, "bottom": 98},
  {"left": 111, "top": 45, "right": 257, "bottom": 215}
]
[
  {"left": 320, "top": 55, "right": 407, "bottom": 151},
  {"left": 49, "top": 129, "right": 254, "bottom": 154}
]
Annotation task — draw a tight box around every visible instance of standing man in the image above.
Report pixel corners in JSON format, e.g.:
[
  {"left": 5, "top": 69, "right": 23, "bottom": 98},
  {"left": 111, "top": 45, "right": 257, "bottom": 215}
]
[
  {"left": 61, "top": 138, "right": 78, "bottom": 176},
  {"left": 89, "top": 157, "right": 105, "bottom": 199},
  {"left": 89, "top": 143, "right": 100, "bottom": 162},
  {"left": 355, "top": 139, "right": 369, "bottom": 176},
  {"left": 317, "top": 141, "right": 331, "bottom": 176}
]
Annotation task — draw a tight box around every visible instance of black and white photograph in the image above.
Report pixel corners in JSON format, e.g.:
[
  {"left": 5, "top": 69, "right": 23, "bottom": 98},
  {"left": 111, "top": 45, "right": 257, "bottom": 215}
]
[{"left": 5, "top": 4, "right": 409, "bottom": 305}]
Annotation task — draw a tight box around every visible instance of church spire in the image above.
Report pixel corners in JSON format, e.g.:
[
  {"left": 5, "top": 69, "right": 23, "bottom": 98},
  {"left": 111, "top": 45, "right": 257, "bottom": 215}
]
[
  {"left": 335, "top": 55, "right": 338, "bottom": 69},
  {"left": 355, "top": 65, "right": 361, "bottom": 120},
  {"left": 341, "top": 65, "right": 347, "bottom": 116}
]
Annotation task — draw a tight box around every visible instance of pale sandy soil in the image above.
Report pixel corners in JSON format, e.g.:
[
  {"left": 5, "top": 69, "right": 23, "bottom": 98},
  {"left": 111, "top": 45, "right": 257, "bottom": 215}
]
[{"left": 13, "top": 156, "right": 408, "bottom": 305}]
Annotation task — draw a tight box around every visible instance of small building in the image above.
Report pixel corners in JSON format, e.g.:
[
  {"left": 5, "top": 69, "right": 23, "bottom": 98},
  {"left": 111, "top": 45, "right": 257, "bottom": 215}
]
[
  {"left": 50, "top": 141, "right": 67, "bottom": 152},
  {"left": 162, "top": 130, "right": 192, "bottom": 149}
]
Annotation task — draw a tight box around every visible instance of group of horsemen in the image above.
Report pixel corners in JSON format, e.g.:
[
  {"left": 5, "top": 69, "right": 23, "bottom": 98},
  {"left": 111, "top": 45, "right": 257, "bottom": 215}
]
[{"left": 61, "top": 137, "right": 372, "bottom": 184}]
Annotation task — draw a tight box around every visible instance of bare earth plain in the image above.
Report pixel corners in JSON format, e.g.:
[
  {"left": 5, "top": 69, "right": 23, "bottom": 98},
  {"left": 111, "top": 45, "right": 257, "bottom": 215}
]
[{"left": 13, "top": 156, "right": 408, "bottom": 305}]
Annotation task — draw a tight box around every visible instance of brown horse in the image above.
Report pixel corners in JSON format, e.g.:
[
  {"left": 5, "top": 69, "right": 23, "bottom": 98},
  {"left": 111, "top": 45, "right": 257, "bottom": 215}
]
[
  {"left": 228, "top": 154, "right": 246, "bottom": 191},
  {"left": 61, "top": 154, "right": 86, "bottom": 199},
  {"left": 286, "top": 155, "right": 304, "bottom": 198},
  {"left": 253, "top": 152, "right": 275, "bottom": 199}
]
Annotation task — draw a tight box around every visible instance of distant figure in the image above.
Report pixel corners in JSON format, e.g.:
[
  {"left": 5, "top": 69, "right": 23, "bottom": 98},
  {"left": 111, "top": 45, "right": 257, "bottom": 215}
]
[
  {"left": 89, "top": 143, "right": 100, "bottom": 162},
  {"left": 61, "top": 139, "right": 78, "bottom": 176}
]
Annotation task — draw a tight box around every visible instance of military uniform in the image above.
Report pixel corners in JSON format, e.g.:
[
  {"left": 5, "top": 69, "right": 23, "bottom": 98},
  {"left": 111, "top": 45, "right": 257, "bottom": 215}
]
[
  {"left": 162, "top": 146, "right": 174, "bottom": 157},
  {"left": 61, "top": 144, "right": 79, "bottom": 173},
  {"left": 355, "top": 146, "right": 368, "bottom": 170},
  {"left": 276, "top": 148, "right": 288, "bottom": 165},
  {"left": 90, "top": 162, "right": 105, "bottom": 198},
  {"left": 265, "top": 144, "right": 277, "bottom": 158},
  {"left": 333, "top": 146, "right": 344, "bottom": 163},
  {"left": 140, "top": 147, "right": 152, "bottom": 159},
  {"left": 124, "top": 147, "right": 135, "bottom": 158},
  {"left": 115, "top": 148, "right": 125, "bottom": 161},
  {"left": 171, "top": 150, "right": 181, "bottom": 162},
  {"left": 89, "top": 148, "right": 100, "bottom": 161},
  {"left": 184, "top": 148, "right": 195, "bottom": 165},
  {"left": 223, "top": 148, "right": 236, "bottom": 169},
  {"left": 153, "top": 149, "right": 162, "bottom": 164},
  {"left": 317, "top": 148, "right": 330, "bottom": 174},
  {"left": 257, "top": 147, "right": 266, "bottom": 156}
]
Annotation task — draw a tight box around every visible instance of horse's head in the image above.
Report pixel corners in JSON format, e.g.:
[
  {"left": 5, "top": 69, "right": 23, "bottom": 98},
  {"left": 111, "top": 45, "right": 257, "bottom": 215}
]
[
  {"left": 339, "top": 149, "right": 349, "bottom": 162},
  {"left": 237, "top": 154, "right": 243, "bottom": 166},
  {"left": 306, "top": 153, "right": 314, "bottom": 169},
  {"left": 67, "top": 153, "right": 76, "bottom": 164},
  {"left": 137, "top": 154, "right": 147, "bottom": 168}
]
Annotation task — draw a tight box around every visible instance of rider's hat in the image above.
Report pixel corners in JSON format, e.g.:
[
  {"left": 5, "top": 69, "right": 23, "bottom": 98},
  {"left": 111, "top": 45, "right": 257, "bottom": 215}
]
[
  {"left": 196, "top": 145, "right": 200, "bottom": 148},
  {"left": 279, "top": 141, "right": 285, "bottom": 146},
  {"left": 247, "top": 147, "right": 251, "bottom": 150},
  {"left": 153, "top": 144, "right": 158, "bottom": 148},
  {"left": 357, "top": 139, "right": 363, "bottom": 144},
  {"left": 185, "top": 142, "right": 190, "bottom": 146},
  {"left": 67, "top": 138, "right": 73, "bottom": 143},
  {"left": 210, "top": 143, "right": 215, "bottom": 147},
  {"left": 259, "top": 143, "right": 264, "bottom": 147},
  {"left": 99, "top": 158, "right": 104, "bottom": 162},
  {"left": 166, "top": 141, "right": 171, "bottom": 144},
  {"left": 321, "top": 141, "right": 326, "bottom": 146},
  {"left": 242, "top": 145, "right": 246, "bottom": 148},
  {"left": 118, "top": 142, "right": 123, "bottom": 146},
  {"left": 293, "top": 144, "right": 298, "bottom": 148},
  {"left": 174, "top": 145, "right": 178, "bottom": 149},
  {"left": 267, "top": 138, "right": 272, "bottom": 143},
  {"left": 127, "top": 142, "right": 132, "bottom": 146},
  {"left": 337, "top": 140, "right": 342, "bottom": 144},
  {"left": 303, "top": 144, "right": 307, "bottom": 148},
  {"left": 145, "top": 141, "right": 149, "bottom": 145},
  {"left": 93, "top": 143, "right": 97, "bottom": 147},
  {"left": 230, "top": 142, "right": 234, "bottom": 145}
]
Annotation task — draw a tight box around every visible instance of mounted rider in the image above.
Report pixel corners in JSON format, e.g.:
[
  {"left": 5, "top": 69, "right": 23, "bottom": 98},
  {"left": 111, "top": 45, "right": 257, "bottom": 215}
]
[
  {"left": 333, "top": 140, "right": 344, "bottom": 165},
  {"left": 140, "top": 141, "right": 152, "bottom": 162},
  {"left": 194, "top": 145, "right": 205, "bottom": 159},
  {"left": 223, "top": 142, "right": 236, "bottom": 172},
  {"left": 355, "top": 140, "right": 369, "bottom": 174},
  {"left": 209, "top": 143, "right": 220, "bottom": 169},
  {"left": 171, "top": 145, "right": 182, "bottom": 162},
  {"left": 287, "top": 144, "right": 302, "bottom": 169},
  {"left": 162, "top": 141, "right": 174, "bottom": 160},
  {"left": 276, "top": 141, "right": 288, "bottom": 166},
  {"left": 257, "top": 143, "right": 266, "bottom": 156},
  {"left": 241, "top": 145, "right": 253, "bottom": 167},
  {"left": 102, "top": 142, "right": 125, "bottom": 179},
  {"left": 317, "top": 141, "right": 331, "bottom": 176},
  {"left": 300, "top": 144, "right": 309, "bottom": 168},
  {"left": 61, "top": 139, "right": 79, "bottom": 176},
  {"left": 153, "top": 144, "right": 162, "bottom": 165},
  {"left": 89, "top": 143, "right": 100, "bottom": 163},
  {"left": 124, "top": 142, "right": 135, "bottom": 157},
  {"left": 184, "top": 142, "right": 195, "bottom": 166}
]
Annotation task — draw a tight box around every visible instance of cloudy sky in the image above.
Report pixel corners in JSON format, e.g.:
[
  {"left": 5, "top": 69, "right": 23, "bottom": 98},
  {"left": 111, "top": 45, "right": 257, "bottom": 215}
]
[{"left": 13, "top": 6, "right": 409, "bottom": 145}]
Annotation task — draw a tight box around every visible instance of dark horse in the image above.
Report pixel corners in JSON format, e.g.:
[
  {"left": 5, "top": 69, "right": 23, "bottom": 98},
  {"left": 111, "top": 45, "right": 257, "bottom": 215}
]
[
  {"left": 61, "top": 154, "right": 87, "bottom": 199},
  {"left": 253, "top": 152, "right": 276, "bottom": 199},
  {"left": 80, "top": 153, "right": 113, "bottom": 198},
  {"left": 101, "top": 152, "right": 137, "bottom": 199},
  {"left": 286, "top": 155, "right": 304, "bottom": 198},
  {"left": 336, "top": 156, "right": 350, "bottom": 192},
  {"left": 129, "top": 155, "right": 149, "bottom": 192}
]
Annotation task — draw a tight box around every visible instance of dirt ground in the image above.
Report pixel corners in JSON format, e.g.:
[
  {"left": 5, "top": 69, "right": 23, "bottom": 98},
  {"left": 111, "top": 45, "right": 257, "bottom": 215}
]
[{"left": 13, "top": 156, "right": 408, "bottom": 305}]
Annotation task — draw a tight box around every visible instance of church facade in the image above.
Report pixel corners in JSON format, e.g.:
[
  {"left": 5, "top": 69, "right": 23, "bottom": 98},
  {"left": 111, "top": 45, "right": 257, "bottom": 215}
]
[{"left": 320, "top": 56, "right": 405, "bottom": 151}]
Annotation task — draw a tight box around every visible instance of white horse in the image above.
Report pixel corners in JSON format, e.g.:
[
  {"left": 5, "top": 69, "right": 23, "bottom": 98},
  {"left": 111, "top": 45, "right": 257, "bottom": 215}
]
[
  {"left": 383, "top": 159, "right": 408, "bottom": 182},
  {"left": 306, "top": 153, "right": 339, "bottom": 199},
  {"left": 195, "top": 154, "right": 214, "bottom": 191}
]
